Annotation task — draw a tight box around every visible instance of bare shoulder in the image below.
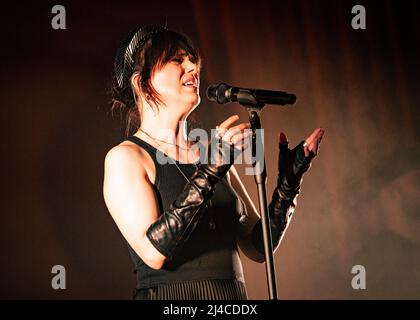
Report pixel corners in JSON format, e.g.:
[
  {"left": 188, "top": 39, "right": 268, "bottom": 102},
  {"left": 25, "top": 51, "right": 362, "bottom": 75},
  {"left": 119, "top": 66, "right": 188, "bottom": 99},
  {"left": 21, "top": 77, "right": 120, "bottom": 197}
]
[
  {"left": 105, "top": 142, "right": 143, "bottom": 172},
  {"left": 105, "top": 139, "right": 155, "bottom": 181}
]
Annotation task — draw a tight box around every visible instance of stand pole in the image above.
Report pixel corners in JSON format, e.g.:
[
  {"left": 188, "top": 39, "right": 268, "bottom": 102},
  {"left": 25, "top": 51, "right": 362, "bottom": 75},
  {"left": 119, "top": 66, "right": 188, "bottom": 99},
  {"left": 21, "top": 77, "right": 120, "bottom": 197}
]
[
  {"left": 236, "top": 90, "right": 278, "bottom": 299},
  {"left": 247, "top": 108, "right": 278, "bottom": 300}
]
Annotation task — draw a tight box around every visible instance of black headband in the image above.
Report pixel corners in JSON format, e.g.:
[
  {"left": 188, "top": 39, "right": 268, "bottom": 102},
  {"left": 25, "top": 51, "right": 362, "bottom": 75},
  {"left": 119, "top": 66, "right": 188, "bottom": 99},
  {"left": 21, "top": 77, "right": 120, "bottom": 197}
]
[{"left": 114, "top": 25, "right": 167, "bottom": 89}]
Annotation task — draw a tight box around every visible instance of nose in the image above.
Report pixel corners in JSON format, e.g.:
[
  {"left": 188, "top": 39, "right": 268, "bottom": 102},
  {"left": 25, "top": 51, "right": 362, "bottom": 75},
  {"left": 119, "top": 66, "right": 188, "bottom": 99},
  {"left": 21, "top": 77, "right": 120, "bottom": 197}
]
[{"left": 184, "top": 57, "right": 198, "bottom": 74}]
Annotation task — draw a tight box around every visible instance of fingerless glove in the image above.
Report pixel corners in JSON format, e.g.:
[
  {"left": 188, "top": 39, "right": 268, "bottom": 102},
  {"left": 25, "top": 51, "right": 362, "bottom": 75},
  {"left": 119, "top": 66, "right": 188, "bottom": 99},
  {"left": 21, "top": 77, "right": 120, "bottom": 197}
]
[{"left": 252, "top": 141, "right": 314, "bottom": 254}]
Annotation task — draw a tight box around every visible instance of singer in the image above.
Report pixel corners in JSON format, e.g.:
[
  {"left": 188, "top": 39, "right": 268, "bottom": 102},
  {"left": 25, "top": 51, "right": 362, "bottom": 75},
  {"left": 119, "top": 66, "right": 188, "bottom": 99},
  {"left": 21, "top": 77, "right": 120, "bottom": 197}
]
[{"left": 103, "top": 25, "right": 325, "bottom": 300}]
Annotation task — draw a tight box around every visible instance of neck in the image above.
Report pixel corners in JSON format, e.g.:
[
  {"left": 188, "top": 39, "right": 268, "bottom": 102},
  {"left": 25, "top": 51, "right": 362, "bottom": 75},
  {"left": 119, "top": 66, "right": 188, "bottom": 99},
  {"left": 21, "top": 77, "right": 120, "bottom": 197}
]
[{"left": 139, "top": 112, "right": 190, "bottom": 147}]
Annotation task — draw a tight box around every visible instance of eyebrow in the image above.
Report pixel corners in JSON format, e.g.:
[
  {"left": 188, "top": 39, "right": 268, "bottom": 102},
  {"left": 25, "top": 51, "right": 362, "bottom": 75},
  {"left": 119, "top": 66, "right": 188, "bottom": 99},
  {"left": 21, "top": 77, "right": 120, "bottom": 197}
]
[
  {"left": 173, "top": 50, "right": 201, "bottom": 68},
  {"left": 175, "top": 50, "right": 188, "bottom": 57}
]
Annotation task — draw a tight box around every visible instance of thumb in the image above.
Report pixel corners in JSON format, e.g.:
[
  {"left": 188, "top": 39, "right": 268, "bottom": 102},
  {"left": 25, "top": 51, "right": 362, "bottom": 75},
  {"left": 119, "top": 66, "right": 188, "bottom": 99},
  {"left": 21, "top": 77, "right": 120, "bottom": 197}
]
[{"left": 279, "top": 132, "right": 289, "bottom": 150}]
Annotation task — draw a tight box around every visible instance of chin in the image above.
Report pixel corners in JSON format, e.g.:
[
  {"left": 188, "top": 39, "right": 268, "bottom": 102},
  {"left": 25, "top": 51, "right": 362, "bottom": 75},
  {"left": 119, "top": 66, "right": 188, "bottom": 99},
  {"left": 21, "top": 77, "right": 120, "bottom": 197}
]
[
  {"left": 187, "top": 95, "right": 201, "bottom": 111},
  {"left": 194, "top": 95, "right": 201, "bottom": 107}
]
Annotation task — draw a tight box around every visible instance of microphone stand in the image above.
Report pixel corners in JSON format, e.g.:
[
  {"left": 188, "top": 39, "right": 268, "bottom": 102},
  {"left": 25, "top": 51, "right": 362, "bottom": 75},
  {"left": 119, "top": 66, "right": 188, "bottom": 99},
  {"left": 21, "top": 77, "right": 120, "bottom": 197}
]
[{"left": 236, "top": 90, "right": 278, "bottom": 300}]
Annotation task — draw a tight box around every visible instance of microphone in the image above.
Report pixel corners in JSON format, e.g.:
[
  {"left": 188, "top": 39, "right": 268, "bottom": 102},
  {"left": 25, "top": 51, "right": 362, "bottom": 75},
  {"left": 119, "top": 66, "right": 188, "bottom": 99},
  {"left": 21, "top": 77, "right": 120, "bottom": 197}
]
[{"left": 206, "top": 83, "right": 296, "bottom": 106}]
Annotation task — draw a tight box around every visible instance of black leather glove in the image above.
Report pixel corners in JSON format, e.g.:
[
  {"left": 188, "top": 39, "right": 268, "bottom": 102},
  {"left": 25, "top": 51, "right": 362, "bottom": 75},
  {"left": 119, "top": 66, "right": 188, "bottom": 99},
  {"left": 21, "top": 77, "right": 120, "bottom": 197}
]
[
  {"left": 146, "top": 137, "right": 239, "bottom": 261},
  {"left": 252, "top": 140, "right": 314, "bottom": 255}
]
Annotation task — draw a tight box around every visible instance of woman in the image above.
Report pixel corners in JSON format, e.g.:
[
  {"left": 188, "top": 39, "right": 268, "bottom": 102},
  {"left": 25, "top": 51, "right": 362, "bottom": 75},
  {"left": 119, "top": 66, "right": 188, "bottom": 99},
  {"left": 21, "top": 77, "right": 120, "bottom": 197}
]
[{"left": 103, "top": 25, "right": 324, "bottom": 300}]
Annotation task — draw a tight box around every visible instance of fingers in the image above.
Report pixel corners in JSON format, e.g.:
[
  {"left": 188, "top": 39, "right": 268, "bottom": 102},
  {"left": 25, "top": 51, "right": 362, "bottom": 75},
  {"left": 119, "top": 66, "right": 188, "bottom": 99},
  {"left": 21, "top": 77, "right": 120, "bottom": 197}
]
[
  {"left": 278, "top": 132, "right": 289, "bottom": 152},
  {"left": 223, "top": 123, "right": 251, "bottom": 142},
  {"left": 305, "top": 127, "right": 323, "bottom": 145},
  {"left": 216, "top": 115, "right": 251, "bottom": 146},
  {"left": 218, "top": 114, "right": 240, "bottom": 131},
  {"left": 303, "top": 127, "right": 325, "bottom": 156},
  {"left": 279, "top": 132, "right": 288, "bottom": 145},
  {"left": 230, "top": 129, "right": 253, "bottom": 145}
]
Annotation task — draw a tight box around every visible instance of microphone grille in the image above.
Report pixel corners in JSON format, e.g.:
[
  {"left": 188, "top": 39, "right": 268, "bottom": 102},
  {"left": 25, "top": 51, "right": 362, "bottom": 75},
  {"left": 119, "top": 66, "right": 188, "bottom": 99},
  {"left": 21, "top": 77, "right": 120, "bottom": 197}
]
[
  {"left": 206, "top": 83, "right": 230, "bottom": 104},
  {"left": 206, "top": 84, "right": 218, "bottom": 102}
]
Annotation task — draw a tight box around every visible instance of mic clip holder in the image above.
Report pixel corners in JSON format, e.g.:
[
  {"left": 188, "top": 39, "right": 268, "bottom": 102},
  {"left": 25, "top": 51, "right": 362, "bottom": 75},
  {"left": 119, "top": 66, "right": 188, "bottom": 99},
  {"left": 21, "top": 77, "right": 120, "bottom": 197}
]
[{"left": 236, "top": 89, "right": 265, "bottom": 109}]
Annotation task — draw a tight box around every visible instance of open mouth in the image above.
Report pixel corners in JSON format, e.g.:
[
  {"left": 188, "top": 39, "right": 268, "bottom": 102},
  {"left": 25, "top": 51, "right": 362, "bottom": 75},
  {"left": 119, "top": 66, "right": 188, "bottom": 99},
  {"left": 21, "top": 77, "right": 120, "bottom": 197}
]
[{"left": 182, "top": 81, "right": 197, "bottom": 88}]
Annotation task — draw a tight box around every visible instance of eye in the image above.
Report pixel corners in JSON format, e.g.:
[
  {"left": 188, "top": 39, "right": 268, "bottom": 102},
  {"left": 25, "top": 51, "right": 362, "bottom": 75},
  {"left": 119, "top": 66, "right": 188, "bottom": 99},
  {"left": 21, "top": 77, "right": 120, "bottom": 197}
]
[
  {"left": 171, "top": 57, "right": 183, "bottom": 64},
  {"left": 189, "top": 56, "right": 198, "bottom": 64}
]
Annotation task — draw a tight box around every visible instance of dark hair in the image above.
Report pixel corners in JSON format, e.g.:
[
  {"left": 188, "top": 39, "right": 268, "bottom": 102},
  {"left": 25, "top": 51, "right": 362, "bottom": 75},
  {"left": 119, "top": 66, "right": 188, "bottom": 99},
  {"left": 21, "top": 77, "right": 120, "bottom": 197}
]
[{"left": 111, "top": 27, "right": 201, "bottom": 137}]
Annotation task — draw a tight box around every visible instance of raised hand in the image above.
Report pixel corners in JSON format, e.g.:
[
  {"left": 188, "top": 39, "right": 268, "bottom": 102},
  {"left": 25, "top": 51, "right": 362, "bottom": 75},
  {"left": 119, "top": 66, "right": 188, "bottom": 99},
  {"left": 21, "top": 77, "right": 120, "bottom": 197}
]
[
  {"left": 277, "top": 128, "right": 325, "bottom": 200},
  {"left": 200, "top": 115, "right": 251, "bottom": 181}
]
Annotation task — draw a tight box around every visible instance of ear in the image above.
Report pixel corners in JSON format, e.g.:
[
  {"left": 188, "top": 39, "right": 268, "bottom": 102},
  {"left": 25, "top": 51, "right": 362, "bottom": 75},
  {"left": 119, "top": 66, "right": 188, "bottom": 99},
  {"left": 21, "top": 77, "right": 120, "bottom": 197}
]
[{"left": 130, "top": 72, "right": 142, "bottom": 97}]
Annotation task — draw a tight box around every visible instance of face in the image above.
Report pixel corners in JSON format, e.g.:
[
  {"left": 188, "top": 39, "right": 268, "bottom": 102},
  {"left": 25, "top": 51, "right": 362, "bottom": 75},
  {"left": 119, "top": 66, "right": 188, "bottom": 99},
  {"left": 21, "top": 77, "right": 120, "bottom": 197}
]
[{"left": 150, "top": 50, "right": 201, "bottom": 113}]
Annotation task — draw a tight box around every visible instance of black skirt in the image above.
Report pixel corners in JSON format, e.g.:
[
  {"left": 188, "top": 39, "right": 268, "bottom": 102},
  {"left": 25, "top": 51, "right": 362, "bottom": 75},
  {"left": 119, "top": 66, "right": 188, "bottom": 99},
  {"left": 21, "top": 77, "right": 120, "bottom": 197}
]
[{"left": 133, "top": 278, "right": 248, "bottom": 300}]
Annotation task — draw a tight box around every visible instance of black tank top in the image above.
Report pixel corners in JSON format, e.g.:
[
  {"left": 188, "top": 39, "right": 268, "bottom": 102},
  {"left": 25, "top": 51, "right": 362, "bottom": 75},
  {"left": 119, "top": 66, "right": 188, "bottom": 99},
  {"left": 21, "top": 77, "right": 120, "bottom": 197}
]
[{"left": 125, "top": 135, "right": 245, "bottom": 289}]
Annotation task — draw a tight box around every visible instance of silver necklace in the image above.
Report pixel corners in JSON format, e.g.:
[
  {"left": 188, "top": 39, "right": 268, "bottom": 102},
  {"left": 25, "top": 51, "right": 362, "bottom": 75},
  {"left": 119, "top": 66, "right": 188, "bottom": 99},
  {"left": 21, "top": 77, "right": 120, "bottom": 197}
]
[{"left": 139, "top": 128, "right": 196, "bottom": 152}]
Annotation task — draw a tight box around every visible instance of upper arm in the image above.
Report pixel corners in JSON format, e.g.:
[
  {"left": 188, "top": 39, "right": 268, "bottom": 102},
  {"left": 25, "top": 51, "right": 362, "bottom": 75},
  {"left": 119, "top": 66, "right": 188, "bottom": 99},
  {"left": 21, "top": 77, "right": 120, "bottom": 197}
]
[
  {"left": 228, "top": 165, "right": 265, "bottom": 263},
  {"left": 103, "top": 145, "right": 166, "bottom": 269}
]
